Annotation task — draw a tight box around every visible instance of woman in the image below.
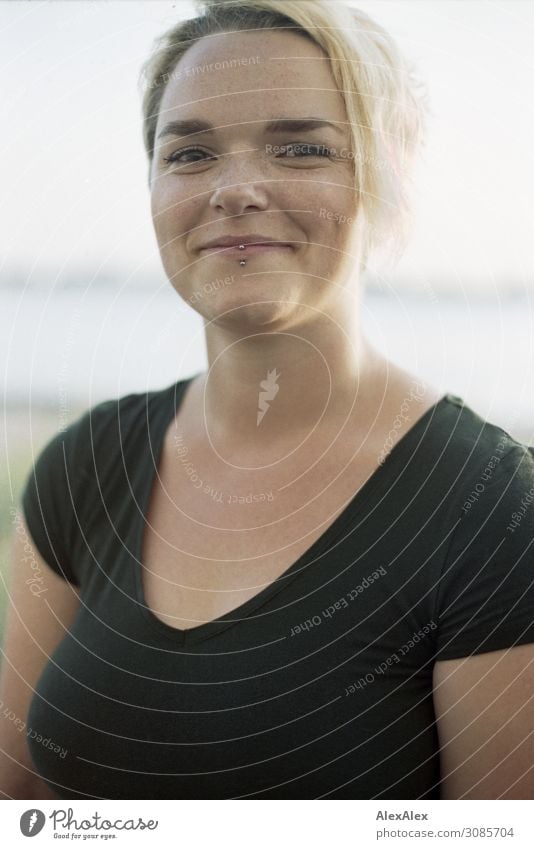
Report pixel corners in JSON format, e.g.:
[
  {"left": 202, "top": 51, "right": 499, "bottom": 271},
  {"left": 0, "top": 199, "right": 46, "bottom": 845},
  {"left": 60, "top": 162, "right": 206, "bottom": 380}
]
[{"left": 2, "top": 0, "right": 533, "bottom": 800}]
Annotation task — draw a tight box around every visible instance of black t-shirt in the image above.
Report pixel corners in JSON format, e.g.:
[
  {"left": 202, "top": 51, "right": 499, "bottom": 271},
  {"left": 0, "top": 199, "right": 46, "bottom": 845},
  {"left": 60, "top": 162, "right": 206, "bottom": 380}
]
[{"left": 19, "top": 376, "right": 534, "bottom": 799}]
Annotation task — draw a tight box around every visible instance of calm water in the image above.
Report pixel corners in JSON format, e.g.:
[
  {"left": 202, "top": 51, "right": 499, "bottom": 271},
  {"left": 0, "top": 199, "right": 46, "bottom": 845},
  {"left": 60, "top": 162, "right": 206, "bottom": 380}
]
[{"left": 2, "top": 286, "right": 533, "bottom": 443}]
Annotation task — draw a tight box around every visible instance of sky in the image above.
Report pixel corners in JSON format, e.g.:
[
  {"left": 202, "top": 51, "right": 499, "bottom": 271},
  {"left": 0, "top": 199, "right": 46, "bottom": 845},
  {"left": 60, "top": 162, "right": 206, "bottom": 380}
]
[{"left": 1, "top": 0, "right": 533, "bottom": 294}]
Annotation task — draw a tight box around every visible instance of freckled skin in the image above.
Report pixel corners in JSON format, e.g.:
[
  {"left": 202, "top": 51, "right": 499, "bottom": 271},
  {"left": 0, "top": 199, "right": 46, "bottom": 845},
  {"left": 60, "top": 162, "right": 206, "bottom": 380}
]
[{"left": 150, "top": 29, "right": 362, "bottom": 333}]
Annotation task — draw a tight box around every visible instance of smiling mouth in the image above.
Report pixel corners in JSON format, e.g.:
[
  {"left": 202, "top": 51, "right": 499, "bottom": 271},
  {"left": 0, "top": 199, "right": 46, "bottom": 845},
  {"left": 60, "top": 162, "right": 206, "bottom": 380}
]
[{"left": 199, "top": 244, "right": 294, "bottom": 256}]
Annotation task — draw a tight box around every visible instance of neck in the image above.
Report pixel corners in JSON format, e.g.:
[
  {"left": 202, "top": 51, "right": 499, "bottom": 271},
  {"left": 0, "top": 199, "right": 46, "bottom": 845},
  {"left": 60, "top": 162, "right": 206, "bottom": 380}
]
[{"left": 187, "top": 304, "right": 386, "bottom": 460}]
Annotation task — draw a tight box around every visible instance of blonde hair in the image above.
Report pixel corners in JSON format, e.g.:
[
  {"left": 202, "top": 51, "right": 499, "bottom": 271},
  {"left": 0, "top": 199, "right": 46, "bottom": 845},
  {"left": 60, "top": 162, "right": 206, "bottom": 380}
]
[{"left": 138, "top": 0, "right": 430, "bottom": 271}]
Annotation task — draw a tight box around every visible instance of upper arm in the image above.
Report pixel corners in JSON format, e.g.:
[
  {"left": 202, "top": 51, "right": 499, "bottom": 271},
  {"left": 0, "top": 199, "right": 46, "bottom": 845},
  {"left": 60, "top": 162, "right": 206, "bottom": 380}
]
[
  {"left": 433, "top": 643, "right": 534, "bottom": 799},
  {"left": 0, "top": 514, "right": 81, "bottom": 799}
]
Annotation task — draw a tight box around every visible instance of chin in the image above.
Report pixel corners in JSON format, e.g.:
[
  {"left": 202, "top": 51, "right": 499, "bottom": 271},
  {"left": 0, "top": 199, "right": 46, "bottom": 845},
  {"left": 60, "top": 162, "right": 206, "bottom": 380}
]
[{"left": 204, "top": 296, "right": 298, "bottom": 330}]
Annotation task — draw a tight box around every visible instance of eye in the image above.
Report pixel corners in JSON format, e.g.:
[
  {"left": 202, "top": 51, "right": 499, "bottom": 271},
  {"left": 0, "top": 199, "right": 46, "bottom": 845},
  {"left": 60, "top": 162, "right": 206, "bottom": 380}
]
[
  {"left": 161, "top": 142, "right": 336, "bottom": 169},
  {"left": 163, "top": 147, "right": 216, "bottom": 165},
  {"left": 277, "top": 142, "right": 334, "bottom": 158}
]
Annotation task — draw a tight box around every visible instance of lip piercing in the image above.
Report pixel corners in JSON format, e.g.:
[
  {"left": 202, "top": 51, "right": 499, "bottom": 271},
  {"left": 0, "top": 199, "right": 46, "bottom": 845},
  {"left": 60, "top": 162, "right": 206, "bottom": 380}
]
[{"left": 239, "top": 244, "right": 246, "bottom": 266}]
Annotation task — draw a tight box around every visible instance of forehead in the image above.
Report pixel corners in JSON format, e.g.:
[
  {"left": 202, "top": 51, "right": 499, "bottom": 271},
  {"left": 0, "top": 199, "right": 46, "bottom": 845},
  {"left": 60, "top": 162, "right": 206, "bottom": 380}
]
[{"left": 157, "top": 29, "right": 347, "bottom": 126}]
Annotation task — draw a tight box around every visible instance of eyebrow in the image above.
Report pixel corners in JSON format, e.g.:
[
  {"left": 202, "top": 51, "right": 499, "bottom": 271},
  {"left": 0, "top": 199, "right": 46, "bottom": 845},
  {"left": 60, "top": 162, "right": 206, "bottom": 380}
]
[{"left": 156, "top": 117, "right": 346, "bottom": 140}]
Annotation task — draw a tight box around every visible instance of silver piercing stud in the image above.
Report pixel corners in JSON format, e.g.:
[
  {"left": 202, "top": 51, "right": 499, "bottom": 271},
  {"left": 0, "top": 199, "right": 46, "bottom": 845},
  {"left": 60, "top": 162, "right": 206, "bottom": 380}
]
[
  {"left": 239, "top": 244, "right": 245, "bottom": 250},
  {"left": 240, "top": 259, "right": 246, "bottom": 266}
]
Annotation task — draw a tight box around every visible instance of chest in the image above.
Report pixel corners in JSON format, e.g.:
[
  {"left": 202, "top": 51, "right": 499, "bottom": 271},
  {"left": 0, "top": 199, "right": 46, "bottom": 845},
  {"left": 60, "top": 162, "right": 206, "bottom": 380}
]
[{"left": 140, "top": 444, "right": 383, "bottom": 632}]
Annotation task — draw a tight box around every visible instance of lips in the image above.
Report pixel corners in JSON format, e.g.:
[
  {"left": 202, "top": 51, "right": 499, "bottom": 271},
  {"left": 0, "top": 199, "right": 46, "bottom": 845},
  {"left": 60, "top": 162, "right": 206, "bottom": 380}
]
[
  {"left": 198, "top": 234, "right": 294, "bottom": 251},
  {"left": 199, "top": 243, "right": 294, "bottom": 257}
]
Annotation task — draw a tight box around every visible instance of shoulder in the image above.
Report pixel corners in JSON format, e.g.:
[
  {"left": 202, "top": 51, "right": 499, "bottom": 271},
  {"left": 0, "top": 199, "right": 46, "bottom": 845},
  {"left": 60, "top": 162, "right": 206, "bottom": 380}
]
[
  {"left": 428, "top": 394, "right": 534, "bottom": 556},
  {"left": 369, "top": 366, "right": 521, "bottom": 476},
  {"left": 388, "top": 389, "right": 534, "bottom": 563},
  {"left": 19, "top": 381, "right": 182, "bottom": 587},
  {"left": 24, "top": 382, "right": 176, "bottom": 495},
  {"left": 69, "top": 382, "right": 175, "bottom": 454},
  {"left": 405, "top": 390, "right": 531, "bottom": 493},
  {"left": 68, "top": 385, "right": 164, "bottom": 444},
  {"left": 438, "top": 395, "right": 533, "bottom": 515},
  {"left": 440, "top": 393, "right": 524, "bottom": 452}
]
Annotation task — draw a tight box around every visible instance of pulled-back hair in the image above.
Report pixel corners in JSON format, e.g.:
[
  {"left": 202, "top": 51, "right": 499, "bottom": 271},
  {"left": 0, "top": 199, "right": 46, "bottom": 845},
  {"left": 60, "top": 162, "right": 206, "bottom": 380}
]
[{"left": 138, "top": 0, "right": 430, "bottom": 270}]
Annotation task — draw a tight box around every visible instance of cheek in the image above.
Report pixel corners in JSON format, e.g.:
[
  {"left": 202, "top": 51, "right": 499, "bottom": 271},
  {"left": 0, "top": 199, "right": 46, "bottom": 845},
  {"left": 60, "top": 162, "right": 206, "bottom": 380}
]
[
  {"left": 319, "top": 176, "right": 357, "bottom": 216},
  {"left": 151, "top": 184, "right": 200, "bottom": 249},
  {"left": 307, "top": 195, "right": 359, "bottom": 255},
  {"left": 290, "top": 172, "right": 357, "bottom": 228},
  {"left": 150, "top": 186, "right": 172, "bottom": 244}
]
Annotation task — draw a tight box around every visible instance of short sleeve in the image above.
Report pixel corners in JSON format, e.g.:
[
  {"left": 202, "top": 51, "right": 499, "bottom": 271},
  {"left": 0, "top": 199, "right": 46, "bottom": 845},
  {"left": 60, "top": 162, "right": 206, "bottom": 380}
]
[
  {"left": 434, "top": 444, "right": 534, "bottom": 661},
  {"left": 20, "top": 424, "right": 82, "bottom": 587}
]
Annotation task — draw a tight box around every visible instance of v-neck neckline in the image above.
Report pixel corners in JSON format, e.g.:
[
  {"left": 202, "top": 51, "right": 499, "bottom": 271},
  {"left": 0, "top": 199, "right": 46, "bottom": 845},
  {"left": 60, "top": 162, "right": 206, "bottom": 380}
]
[{"left": 133, "top": 374, "right": 456, "bottom": 646}]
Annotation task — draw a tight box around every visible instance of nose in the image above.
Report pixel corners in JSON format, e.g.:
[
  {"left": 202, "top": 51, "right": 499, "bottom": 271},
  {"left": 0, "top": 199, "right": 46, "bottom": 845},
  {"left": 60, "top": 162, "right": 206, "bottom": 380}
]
[{"left": 208, "top": 150, "right": 269, "bottom": 216}]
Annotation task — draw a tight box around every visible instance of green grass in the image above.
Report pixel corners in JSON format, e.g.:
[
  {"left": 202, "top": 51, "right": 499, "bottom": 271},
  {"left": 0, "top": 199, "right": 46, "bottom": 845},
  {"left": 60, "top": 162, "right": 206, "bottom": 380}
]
[
  {"left": 0, "top": 451, "right": 34, "bottom": 640},
  {"left": 0, "top": 537, "right": 11, "bottom": 647}
]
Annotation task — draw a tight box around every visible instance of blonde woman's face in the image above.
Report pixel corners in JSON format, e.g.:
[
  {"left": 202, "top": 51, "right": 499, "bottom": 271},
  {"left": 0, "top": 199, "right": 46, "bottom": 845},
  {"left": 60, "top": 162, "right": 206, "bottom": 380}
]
[{"left": 150, "top": 29, "right": 361, "bottom": 328}]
